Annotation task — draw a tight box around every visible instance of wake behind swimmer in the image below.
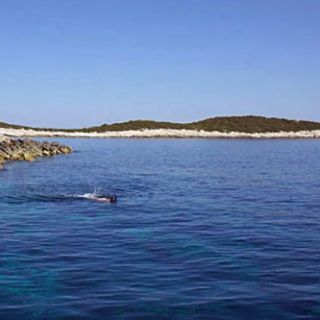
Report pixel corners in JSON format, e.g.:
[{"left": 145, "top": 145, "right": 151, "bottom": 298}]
[{"left": 1, "top": 192, "right": 118, "bottom": 204}]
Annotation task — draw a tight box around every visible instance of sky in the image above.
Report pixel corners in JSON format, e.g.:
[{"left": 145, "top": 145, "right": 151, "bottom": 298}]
[{"left": 0, "top": 0, "right": 319, "bottom": 128}]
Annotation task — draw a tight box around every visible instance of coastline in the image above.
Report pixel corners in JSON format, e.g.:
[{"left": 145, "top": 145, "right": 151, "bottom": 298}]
[
  {"left": 0, "top": 136, "right": 72, "bottom": 169},
  {"left": 1, "top": 127, "right": 320, "bottom": 139}
]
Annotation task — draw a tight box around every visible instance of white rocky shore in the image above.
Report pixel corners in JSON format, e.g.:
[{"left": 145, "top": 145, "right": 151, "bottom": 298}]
[{"left": 1, "top": 127, "right": 320, "bottom": 139}]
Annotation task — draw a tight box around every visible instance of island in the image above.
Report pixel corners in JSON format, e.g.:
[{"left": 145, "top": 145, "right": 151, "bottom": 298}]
[{"left": 1, "top": 116, "right": 320, "bottom": 138}]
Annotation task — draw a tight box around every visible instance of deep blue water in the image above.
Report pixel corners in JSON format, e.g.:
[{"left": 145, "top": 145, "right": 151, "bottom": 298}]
[{"left": 0, "top": 138, "right": 320, "bottom": 320}]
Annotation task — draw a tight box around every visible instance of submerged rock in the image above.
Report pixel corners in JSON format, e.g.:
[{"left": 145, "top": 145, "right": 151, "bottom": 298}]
[{"left": 0, "top": 136, "right": 72, "bottom": 169}]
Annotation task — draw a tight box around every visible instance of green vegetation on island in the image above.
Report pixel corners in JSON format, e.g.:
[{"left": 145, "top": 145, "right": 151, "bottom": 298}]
[{"left": 1, "top": 116, "right": 320, "bottom": 133}]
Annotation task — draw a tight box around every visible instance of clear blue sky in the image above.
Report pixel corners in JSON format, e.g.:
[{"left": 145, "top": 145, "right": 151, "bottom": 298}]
[{"left": 0, "top": 0, "right": 319, "bottom": 128}]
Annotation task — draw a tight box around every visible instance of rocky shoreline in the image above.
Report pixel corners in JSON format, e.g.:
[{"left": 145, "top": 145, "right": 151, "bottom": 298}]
[
  {"left": 0, "top": 137, "right": 72, "bottom": 169},
  {"left": 1, "top": 127, "right": 320, "bottom": 139}
]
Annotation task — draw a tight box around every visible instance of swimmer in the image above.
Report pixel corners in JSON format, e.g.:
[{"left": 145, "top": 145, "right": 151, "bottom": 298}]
[{"left": 92, "top": 194, "right": 117, "bottom": 203}]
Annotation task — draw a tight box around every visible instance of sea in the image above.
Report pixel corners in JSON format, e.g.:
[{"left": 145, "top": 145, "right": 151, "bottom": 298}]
[{"left": 0, "top": 138, "right": 319, "bottom": 320}]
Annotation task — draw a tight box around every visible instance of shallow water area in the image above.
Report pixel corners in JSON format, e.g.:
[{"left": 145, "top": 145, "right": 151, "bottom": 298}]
[{"left": 0, "top": 138, "right": 320, "bottom": 319}]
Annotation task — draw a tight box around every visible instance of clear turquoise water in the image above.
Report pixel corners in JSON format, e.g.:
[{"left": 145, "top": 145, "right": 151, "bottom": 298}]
[{"left": 0, "top": 139, "right": 320, "bottom": 319}]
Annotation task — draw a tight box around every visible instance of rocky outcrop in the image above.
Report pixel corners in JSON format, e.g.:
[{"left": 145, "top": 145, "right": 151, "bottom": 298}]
[{"left": 0, "top": 137, "right": 72, "bottom": 169}]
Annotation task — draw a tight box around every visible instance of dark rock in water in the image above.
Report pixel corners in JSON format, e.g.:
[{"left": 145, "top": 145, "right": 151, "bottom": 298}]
[{"left": 0, "top": 136, "right": 72, "bottom": 169}]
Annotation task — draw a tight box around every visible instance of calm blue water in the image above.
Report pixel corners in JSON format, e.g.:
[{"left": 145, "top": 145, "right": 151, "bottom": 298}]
[{"left": 0, "top": 139, "right": 320, "bottom": 319}]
